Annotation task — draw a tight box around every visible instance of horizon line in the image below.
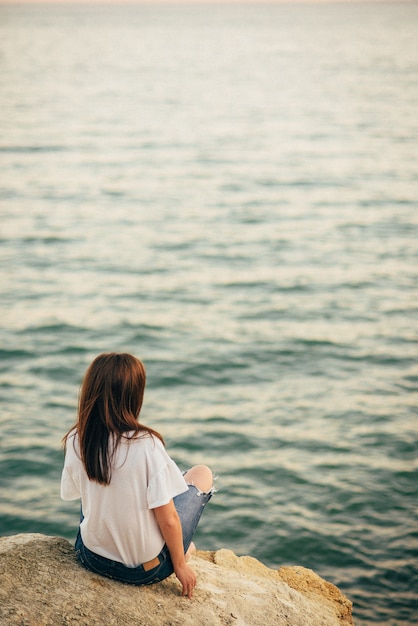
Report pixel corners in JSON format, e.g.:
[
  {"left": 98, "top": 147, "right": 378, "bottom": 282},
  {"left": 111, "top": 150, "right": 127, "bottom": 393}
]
[{"left": 0, "top": 0, "right": 410, "bottom": 5}]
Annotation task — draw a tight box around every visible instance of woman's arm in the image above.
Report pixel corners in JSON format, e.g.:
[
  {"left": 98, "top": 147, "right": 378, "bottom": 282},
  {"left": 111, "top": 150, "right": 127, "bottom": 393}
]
[{"left": 153, "top": 499, "right": 197, "bottom": 598}]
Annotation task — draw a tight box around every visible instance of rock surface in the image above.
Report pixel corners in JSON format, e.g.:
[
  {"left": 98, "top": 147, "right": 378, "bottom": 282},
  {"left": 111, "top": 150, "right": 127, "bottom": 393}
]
[{"left": 0, "top": 534, "right": 353, "bottom": 626}]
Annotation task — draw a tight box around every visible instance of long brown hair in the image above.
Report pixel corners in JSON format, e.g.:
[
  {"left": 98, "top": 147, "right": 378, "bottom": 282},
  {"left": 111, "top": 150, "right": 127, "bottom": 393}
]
[{"left": 63, "top": 353, "right": 164, "bottom": 485}]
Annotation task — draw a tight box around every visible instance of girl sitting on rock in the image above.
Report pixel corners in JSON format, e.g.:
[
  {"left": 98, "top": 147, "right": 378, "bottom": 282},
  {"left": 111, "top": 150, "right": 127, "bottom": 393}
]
[{"left": 61, "top": 352, "right": 214, "bottom": 599}]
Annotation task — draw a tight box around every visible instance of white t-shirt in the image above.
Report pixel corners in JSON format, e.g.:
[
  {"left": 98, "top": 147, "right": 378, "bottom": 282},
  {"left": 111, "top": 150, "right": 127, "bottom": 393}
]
[{"left": 61, "top": 430, "right": 188, "bottom": 567}]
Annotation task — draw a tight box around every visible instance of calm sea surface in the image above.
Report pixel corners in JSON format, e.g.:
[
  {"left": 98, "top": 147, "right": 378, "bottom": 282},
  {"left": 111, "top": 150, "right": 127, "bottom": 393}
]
[{"left": 0, "top": 2, "right": 417, "bottom": 624}]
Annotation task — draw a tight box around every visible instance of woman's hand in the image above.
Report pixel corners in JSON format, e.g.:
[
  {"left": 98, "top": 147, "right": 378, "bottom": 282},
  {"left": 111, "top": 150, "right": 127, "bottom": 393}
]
[{"left": 174, "top": 562, "right": 197, "bottom": 598}]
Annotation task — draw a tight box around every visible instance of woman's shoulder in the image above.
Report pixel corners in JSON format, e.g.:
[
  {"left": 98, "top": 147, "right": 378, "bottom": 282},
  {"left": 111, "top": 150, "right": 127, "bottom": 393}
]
[
  {"left": 63, "top": 428, "right": 80, "bottom": 458},
  {"left": 137, "top": 432, "right": 164, "bottom": 450},
  {"left": 122, "top": 432, "right": 167, "bottom": 468},
  {"left": 63, "top": 427, "right": 78, "bottom": 446},
  {"left": 123, "top": 430, "right": 163, "bottom": 450}
]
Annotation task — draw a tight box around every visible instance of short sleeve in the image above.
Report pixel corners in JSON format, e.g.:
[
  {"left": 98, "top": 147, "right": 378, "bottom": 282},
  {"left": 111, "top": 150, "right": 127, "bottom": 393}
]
[
  {"left": 60, "top": 433, "right": 81, "bottom": 501},
  {"left": 147, "top": 456, "right": 188, "bottom": 509},
  {"left": 61, "top": 465, "right": 80, "bottom": 500}
]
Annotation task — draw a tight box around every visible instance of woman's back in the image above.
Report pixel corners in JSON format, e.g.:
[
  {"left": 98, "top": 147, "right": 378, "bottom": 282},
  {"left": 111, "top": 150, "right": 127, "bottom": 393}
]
[{"left": 62, "top": 431, "right": 188, "bottom": 566}]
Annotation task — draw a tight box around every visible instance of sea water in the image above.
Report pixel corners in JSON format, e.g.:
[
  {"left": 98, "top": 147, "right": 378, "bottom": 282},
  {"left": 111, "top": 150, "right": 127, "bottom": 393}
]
[{"left": 0, "top": 3, "right": 417, "bottom": 624}]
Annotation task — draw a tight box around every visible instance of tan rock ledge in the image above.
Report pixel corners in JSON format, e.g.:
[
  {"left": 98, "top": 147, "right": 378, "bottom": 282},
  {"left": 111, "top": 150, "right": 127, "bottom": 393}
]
[{"left": 0, "top": 533, "right": 353, "bottom": 626}]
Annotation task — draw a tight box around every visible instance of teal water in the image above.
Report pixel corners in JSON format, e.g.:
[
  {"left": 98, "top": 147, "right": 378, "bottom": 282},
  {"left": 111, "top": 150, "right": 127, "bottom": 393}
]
[{"left": 0, "top": 3, "right": 417, "bottom": 624}]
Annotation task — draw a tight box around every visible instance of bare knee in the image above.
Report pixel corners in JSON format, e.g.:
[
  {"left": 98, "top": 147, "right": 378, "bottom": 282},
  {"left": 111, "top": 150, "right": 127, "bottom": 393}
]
[{"left": 184, "top": 464, "right": 213, "bottom": 493}]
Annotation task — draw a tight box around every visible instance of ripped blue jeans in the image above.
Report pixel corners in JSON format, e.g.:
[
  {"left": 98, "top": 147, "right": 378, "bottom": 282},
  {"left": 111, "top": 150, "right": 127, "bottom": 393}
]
[{"left": 74, "top": 484, "right": 213, "bottom": 585}]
